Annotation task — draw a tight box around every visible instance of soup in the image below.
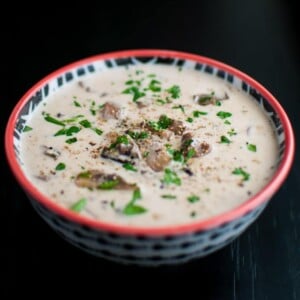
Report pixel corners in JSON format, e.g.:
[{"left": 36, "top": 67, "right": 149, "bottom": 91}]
[{"left": 20, "top": 63, "right": 279, "bottom": 227}]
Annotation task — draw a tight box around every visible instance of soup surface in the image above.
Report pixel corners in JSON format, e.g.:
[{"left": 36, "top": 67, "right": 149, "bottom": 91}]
[{"left": 20, "top": 63, "right": 279, "bottom": 226}]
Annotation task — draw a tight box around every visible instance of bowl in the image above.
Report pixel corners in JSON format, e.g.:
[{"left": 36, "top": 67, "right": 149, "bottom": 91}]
[{"left": 5, "top": 49, "right": 295, "bottom": 266}]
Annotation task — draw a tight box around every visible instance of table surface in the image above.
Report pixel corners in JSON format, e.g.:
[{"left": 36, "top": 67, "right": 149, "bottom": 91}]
[{"left": 2, "top": 1, "right": 299, "bottom": 298}]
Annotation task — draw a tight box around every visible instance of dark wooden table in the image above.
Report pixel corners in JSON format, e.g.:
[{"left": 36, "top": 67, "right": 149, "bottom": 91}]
[{"left": 2, "top": 1, "right": 299, "bottom": 298}]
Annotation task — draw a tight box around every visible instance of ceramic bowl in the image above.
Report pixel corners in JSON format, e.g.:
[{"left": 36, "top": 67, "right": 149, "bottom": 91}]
[{"left": 5, "top": 49, "right": 295, "bottom": 266}]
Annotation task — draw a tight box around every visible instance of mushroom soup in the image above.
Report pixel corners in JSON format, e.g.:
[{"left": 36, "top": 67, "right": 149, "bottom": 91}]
[{"left": 20, "top": 63, "right": 279, "bottom": 226}]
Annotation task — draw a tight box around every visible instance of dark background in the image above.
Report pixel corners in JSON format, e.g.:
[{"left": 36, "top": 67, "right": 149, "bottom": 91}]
[{"left": 2, "top": 0, "right": 299, "bottom": 298}]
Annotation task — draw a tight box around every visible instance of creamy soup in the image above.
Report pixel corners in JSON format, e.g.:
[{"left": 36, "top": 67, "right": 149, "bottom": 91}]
[{"left": 20, "top": 64, "right": 279, "bottom": 227}]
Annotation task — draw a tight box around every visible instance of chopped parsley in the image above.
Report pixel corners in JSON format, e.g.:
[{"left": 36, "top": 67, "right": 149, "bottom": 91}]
[
  {"left": 143, "top": 151, "right": 149, "bottom": 158},
  {"left": 70, "top": 198, "right": 87, "bottom": 212},
  {"left": 122, "top": 86, "right": 146, "bottom": 102},
  {"left": 232, "top": 167, "right": 250, "bottom": 181},
  {"left": 227, "top": 128, "right": 237, "bottom": 136},
  {"left": 23, "top": 125, "right": 33, "bottom": 132},
  {"left": 220, "top": 135, "right": 231, "bottom": 144},
  {"left": 156, "top": 99, "right": 167, "bottom": 105},
  {"left": 62, "top": 114, "right": 85, "bottom": 124},
  {"left": 216, "top": 111, "right": 232, "bottom": 119},
  {"left": 92, "top": 128, "right": 103, "bottom": 135},
  {"left": 77, "top": 170, "right": 92, "bottom": 178},
  {"left": 55, "top": 162, "right": 66, "bottom": 171},
  {"left": 148, "top": 79, "right": 161, "bottom": 92},
  {"left": 187, "top": 195, "right": 200, "bottom": 203},
  {"left": 73, "top": 100, "right": 81, "bottom": 107},
  {"left": 65, "top": 126, "right": 81, "bottom": 136},
  {"left": 166, "top": 144, "right": 194, "bottom": 164},
  {"left": 161, "top": 194, "right": 177, "bottom": 199},
  {"left": 172, "top": 105, "right": 185, "bottom": 113},
  {"left": 166, "top": 145, "right": 185, "bottom": 163},
  {"left": 65, "top": 137, "right": 77, "bottom": 144},
  {"left": 162, "top": 168, "right": 181, "bottom": 186},
  {"left": 185, "top": 148, "right": 196, "bottom": 161},
  {"left": 89, "top": 100, "right": 96, "bottom": 116},
  {"left": 109, "top": 135, "right": 129, "bottom": 149},
  {"left": 79, "top": 119, "right": 92, "bottom": 128},
  {"left": 148, "top": 115, "right": 173, "bottom": 131},
  {"left": 123, "top": 162, "right": 137, "bottom": 172},
  {"left": 186, "top": 117, "right": 193, "bottom": 123},
  {"left": 44, "top": 114, "right": 65, "bottom": 126},
  {"left": 224, "top": 120, "right": 231, "bottom": 125},
  {"left": 166, "top": 85, "right": 181, "bottom": 99},
  {"left": 193, "top": 110, "right": 207, "bottom": 117},
  {"left": 247, "top": 143, "right": 257, "bottom": 152},
  {"left": 127, "top": 131, "right": 148, "bottom": 140},
  {"left": 123, "top": 189, "right": 147, "bottom": 215},
  {"left": 97, "top": 179, "right": 119, "bottom": 190}
]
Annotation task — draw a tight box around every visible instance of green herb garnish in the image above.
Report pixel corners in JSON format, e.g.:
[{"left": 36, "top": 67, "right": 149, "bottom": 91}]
[
  {"left": 161, "top": 194, "right": 177, "bottom": 199},
  {"left": 220, "top": 135, "right": 231, "bottom": 144},
  {"left": 70, "top": 198, "right": 87, "bottom": 212},
  {"left": 79, "top": 119, "right": 92, "bottom": 128},
  {"left": 127, "top": 131, "right": 148, "bottom": 140},
  {"left": 23, "top": 125, "right": 33, "bottom": 132},
  {"left": 148, "top": 79, "right": 161, "bottom": 92},
  {"left": 55, "top": 162, "right": 66, "bottom": 171},
  {"left": 109, "top": 135, "right": 129, "bottom": 149},
  {"left": 66, "top": 126, "right": 81, "bottom": 136},
  {"left": 172, "top": 105, "right": 185, "bottom": 113},
  {"left": 122, "top": 86, "right": 145, "bottom": 102},
  {"left": 148, "top": 115, "right": 173, "bottom": 131},
  {"left": 187, "top": 195, "right": 200, "bottom": 203},
  {"left": 92, "top": 128, "right": 103, "bottom": 135},
  {"left": 44, "top": 114, "right": 65, "bottom": 126},
  {"left": 193, "top": 110, "right": 207, "bottom": 117},
  {"left": 186, "top": 117, "right": 193, "bottom": 123},
  {"left": 217, "top": 111, "right": 232, "bottom": 119},
  {"left": 65, "top": 137, "right": 77, "bottom": 144},
  {"left": 123, "top": 189, "right": 147, "bottom": 215},
  {"left": 123, "top": 162, "right": 137, "bottom": 172},
  {"left": 73, "top": 100, "right": 81, "bottom": 107},
  {"left": 156, "top": 99, "right": 167, "bottom": 105},
  {"left": 227, "top": 128, "right": 237, "bottom": 136},
  {"left": 54, "top": 126, "right": 81, "bottom": 137},
  {"left": 247, "top": 143, "right": 257, "bottom": 152},
  {"left": 166, "top": 85, "right": 181, "bottom": 99},
  {"left": 63, "top": 115, "right": 84, "bottom": 124},
  {"left": 98, "top": 179, "right": 119, "bottom": 190},
  {"left": 232, "top": 167, "right": 250, "bottom": 181},
  {"left": 185, "top": 148, "right": 196, "bottom": 161},
  {"left": 162, "top": 168, "right": 181, "bottom": 186},
  {"left": 77, "top": 171, "right": 92, "bottom": 178}
]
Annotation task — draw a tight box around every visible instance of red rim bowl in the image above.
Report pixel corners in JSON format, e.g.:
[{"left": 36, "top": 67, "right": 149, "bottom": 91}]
[{"left": 5, "top": 49, "right": 295, "bottom": 236}]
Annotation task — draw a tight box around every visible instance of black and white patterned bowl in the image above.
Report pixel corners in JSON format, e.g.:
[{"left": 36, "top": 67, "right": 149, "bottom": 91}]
[{"left": 5, "top": 49, "right": 295, "bottom": 266}]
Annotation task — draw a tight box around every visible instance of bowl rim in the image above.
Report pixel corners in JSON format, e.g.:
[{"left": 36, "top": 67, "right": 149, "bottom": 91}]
[{"left": 5, "top": 49, "right": 295, "bottom": 236}]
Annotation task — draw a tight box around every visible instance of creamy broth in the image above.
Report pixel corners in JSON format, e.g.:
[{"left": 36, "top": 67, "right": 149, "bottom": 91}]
[{"left": 20, "top": 64, "right": 279, "bottom": 226}]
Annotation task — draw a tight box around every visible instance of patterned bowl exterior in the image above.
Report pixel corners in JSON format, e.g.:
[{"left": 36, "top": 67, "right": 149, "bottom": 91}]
[
  {"left": 29, "top": 193, "right": 268, "bottom": 266},
  {"left": 7, "top": 50, "right": 292, "bottom": 266}
]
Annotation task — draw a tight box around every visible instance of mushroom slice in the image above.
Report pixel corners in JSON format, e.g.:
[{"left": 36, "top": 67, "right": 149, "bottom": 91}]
[
  {"left": 101, "top": 134, "right": 140, "bottom": 164},
  {"left": 99, "top": 102, "right": 120, "bottom": 120},
  {"left": 146, "top": 143, "right": 171, "bottom": 172},
  {"left": 75, "top": 170, "right": 137, "bottom": 190},
  {"left": 181, "top": 132, "right": 211, "bottom": 158},
  {"left": 42, "top": 146, "right": 61, "bottom": 160},
  {"left": 168, "top": 119, "right": 186, "bottom": 135},
  {"left": 193, "top": 92, "right": 229, "bottom": 106}
]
